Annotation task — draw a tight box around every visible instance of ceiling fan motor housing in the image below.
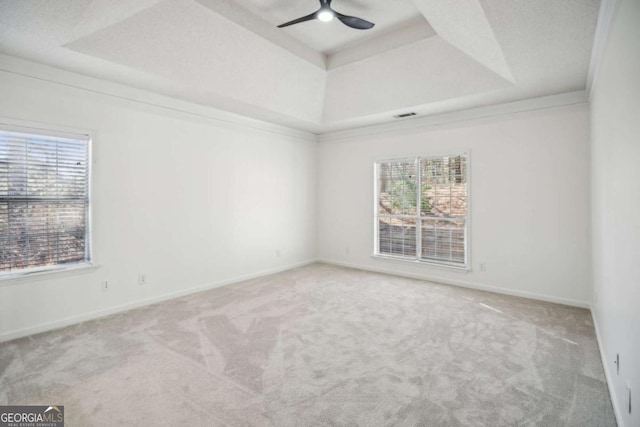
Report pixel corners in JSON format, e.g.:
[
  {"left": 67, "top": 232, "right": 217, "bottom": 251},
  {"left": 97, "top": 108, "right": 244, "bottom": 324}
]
[{"left": 277, "top": 0, "right": 375, "bottom": 30}]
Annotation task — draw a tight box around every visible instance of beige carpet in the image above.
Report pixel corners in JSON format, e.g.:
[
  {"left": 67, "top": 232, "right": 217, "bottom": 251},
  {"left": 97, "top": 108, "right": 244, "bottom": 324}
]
[{"left": 0, "top": 263, "right": 616, "bottom": 426}]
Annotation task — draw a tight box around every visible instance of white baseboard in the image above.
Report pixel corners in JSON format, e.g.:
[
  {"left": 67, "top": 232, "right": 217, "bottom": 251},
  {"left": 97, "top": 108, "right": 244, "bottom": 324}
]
[
  {"left": 318, "top": 258, "right": 591, "bottom": 309},
  {"left": 591, "top": 307, "right": 624, "bottom": 427},
  {"left": 0, "top": 259, "right": 316, "bottom": 343}
]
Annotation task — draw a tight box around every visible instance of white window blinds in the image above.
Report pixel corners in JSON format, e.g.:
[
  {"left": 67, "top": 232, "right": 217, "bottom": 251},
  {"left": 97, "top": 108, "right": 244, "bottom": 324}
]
[
  {"left": 0, "top": 127, "right": 91, "bottom": 274},
  {"left": 376, "top": 154, "right": 468, "bottom": 267}
]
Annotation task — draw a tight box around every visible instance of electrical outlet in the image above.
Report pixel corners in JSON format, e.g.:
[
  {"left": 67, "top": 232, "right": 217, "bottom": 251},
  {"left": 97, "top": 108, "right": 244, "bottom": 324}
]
[
  {"left": 101, "top": 280, "right": 109, "bottom": 291},
  {"left": 479, "top": 262, "right": 486, "bottom": 272},
  {"left": 138, "top": 274, "right": 147, "bottom": 285},
  {"left": 275, "top": 249, "right": 281, "bottom": 258},
  {"left": 345, "top": 246, "right": 350, "bottom": 254}
]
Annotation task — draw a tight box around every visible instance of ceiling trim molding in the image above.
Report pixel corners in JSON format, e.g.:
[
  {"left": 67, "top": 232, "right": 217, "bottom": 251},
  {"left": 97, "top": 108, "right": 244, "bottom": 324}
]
[
  {"left": 0, "top": 54, "right": 318, "bottom": 143},
  {"left": 318, "top": 91, "right": 588, "bottom": 143},
  {"left": 586, "top": 0, "right": 621, "bottom": 100}
]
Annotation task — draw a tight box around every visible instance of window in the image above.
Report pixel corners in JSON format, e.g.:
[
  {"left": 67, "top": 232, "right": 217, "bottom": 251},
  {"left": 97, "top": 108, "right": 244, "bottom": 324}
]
[
  {"left": 0, "top": 126, "right": 91, "bottom": 275},
  {"left": 375, "top": 154, "right": 468, "bottom": 268}
]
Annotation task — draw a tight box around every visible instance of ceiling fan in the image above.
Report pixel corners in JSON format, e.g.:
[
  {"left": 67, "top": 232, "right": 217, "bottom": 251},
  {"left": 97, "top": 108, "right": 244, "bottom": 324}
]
[{"left": 277, "top": 0, "right": 375, "bottom": 30}]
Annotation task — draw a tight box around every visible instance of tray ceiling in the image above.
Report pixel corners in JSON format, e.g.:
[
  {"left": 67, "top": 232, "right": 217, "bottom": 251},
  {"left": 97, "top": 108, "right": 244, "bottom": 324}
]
[{"left": 0, "top": 0, "right": 601, "bottom": 133}]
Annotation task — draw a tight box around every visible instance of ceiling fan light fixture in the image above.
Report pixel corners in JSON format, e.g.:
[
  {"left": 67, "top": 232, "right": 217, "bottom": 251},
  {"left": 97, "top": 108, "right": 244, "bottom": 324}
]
[
  {"left": 318, "top": 10, "right": 334, "bottom": 22},
  {"left": 277, "top": 0, "right": 374, "bottom": 30}
]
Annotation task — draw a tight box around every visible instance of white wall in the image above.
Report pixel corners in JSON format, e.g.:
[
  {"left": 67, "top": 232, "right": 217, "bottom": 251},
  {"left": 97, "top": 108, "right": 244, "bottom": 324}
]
[
  {"left": 317, "top": 104, "right": 592, "bottom": 306},
  {"left": 590, "top": 0, "right": 640, "bottom": 425},
  {"left": 0, "top": 68, "right": 317, "bottom": 342}
]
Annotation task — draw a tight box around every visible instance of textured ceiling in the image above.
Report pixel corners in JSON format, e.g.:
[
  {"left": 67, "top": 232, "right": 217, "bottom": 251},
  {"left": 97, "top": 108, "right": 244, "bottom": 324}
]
[
  {"left": 0, "top": 0, "right": 601, "bottom": 133},
  {"left": 241, "top": 0, "right": 424, "bottom": 53}
]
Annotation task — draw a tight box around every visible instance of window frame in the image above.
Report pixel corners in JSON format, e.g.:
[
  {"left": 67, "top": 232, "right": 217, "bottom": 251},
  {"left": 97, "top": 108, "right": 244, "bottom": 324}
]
[
  {"left": 373, "top": 152, "right": 470, "bottom": 271},
  {"left": 0, "top": 119, "right": 94, "bottom": 280}
]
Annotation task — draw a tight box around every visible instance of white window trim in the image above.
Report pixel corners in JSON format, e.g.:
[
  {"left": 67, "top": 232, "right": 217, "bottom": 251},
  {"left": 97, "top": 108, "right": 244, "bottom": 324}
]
[
  {"left": 0, "top": 263, "right": 100, "bottom": 286},
  {"left": 373, "top": 151, "right": 471, "bottom": 271},
  {"left": 371, "top": 253, "right": 471, "bottom": 272},
  {"left": 0, "top": 117, "right": 96, "bottom": 281}
]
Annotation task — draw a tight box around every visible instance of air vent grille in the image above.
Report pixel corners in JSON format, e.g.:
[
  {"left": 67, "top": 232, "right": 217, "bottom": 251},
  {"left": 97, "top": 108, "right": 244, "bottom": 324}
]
[{"left": 394, "top": 112, "right": 417, "bottom": 119}]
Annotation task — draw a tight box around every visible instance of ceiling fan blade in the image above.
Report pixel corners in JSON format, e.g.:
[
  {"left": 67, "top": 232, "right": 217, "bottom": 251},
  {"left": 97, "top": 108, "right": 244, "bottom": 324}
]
[
  {"left": 335, "top": 12, "right": 375, "bottom": 30},
  {"left": 277, "top": 12, "right": 318, "bottom": 28}
]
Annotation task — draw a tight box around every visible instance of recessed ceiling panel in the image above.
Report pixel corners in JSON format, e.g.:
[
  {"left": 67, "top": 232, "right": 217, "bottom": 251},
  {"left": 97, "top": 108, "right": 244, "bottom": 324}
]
[
  {"left": 71, "top": 0, "right": 164, "bottom": 42},
  {"left": 322, "top": 36, "right": 512, "bottom": 123},
  {"left": 64, "top": 0, "right": 327, "bottom": 124},
  {"left": 478, "top": 0, "right": 600, "bottom": 91},
  {"left": 413, "top": 0, "right": 514, "bottom": 82},
  {"left": 0, "top": 0, "right": 602, "bottom": 133},
  {"left": 238, "top": 0, "right": 424, "bottom": 53},
  {"left": 326, "top": 16, "right": 437, "bottom": 69}
]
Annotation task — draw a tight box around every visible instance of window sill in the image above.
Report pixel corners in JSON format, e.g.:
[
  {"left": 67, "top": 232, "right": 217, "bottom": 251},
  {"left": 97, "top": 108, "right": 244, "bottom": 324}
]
[
  {"left": 0, "top": 263, "right": 100, "bottom": 286},
  {"left": 372, "top": 254, "right": 470, "bottom": 273}
]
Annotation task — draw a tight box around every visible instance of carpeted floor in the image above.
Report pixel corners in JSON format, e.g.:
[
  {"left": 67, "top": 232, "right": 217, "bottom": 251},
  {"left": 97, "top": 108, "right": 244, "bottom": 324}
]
[{"left": 0, "top": 263, "right": 616, "bottom": 426}]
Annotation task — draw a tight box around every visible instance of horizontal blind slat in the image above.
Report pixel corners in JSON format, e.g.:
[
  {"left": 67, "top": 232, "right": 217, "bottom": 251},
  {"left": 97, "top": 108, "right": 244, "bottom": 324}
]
[
  {"left": 377, "top": 155, "right": 467, "bottom": 266},
  {"left": 0, "top": 127, "right": 90, "bottom": 273}
]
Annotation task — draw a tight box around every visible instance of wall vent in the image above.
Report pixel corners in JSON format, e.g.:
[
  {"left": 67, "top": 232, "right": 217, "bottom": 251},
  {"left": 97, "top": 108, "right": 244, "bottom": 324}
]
[{"left": 394, "top": 112, "right": 417, "bottom": 119}]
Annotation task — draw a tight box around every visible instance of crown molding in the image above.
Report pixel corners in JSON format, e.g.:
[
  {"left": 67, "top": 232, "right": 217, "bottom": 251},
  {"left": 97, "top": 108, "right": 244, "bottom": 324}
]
[
  {"left": 0, "top": 54, "right": 319, "bottom": 143},
  {"left": 586, "top": 0, "right": 621, "bottom": 99},
  {"left": 319, "top": 91, "right": 588, "bottom": 143}
]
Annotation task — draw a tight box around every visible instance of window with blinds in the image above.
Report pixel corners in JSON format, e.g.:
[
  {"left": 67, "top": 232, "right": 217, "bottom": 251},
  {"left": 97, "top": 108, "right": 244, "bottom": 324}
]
[
  {"left": 375, "top": 154, "right": 468, "bottom": 268},
  {"left": 0, "top": 127, "right": 91, "bottom": 275}
]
